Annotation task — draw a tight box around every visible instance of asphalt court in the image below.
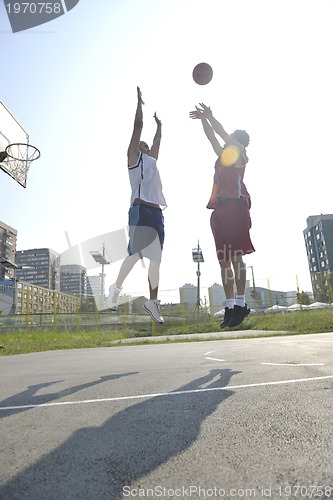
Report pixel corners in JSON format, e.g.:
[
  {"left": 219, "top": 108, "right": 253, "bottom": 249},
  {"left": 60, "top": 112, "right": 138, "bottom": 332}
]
[
  {"left": 1, "top": 331, "right": 333, "bottom": 411},
  {"left": 0, "top": 331, "right": 333, "bottom": 499}
]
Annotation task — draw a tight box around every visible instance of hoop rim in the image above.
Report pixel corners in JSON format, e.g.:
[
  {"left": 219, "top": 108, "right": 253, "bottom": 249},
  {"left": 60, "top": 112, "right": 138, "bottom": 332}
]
[{"left": 5, "top": 142, "right": 41, "bottom": 162}]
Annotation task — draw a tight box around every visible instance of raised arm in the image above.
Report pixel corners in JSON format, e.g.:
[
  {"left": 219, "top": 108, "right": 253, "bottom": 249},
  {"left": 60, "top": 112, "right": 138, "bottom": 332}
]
[
  {"left": 189, "top": 107, "right": 223, "bottom": 157},
  {"left": 198, "top": 103, "right": 246, "bottom": 153},
  {"left": 127, "top": 87, "right": 144, "bottom": 166},
  {"left": 197, "top": 103, "right": 234, "bottom": 144},
  {"left": 149, "top": 112, "right": 162, "bottom": 160}
]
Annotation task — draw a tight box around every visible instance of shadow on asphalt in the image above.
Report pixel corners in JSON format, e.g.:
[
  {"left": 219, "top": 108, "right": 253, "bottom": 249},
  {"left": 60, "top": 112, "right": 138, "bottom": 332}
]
[
  {"left": 0, "top": 373, "right": 139, "bottom": 419},
  {"left": 0, "top": 368, "right": 240, "bottom": 499}
]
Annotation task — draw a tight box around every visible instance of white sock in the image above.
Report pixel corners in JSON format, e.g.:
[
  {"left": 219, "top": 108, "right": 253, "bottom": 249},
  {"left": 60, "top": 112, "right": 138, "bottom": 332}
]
[
  {"left": 226, "top": 299, "right": 235, "bottom": 309},
  {"left": 235, "top": 295, "right": 245, "bottom": 307}
]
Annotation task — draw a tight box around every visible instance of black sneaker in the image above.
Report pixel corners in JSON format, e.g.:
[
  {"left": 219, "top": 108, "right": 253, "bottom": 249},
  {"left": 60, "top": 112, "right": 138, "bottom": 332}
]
[
  {"left": 220, "top": 307, "right": 234, "bottom": 329},
  {"left": 228, "top": 304, "right": 251, "bottom": 328}
]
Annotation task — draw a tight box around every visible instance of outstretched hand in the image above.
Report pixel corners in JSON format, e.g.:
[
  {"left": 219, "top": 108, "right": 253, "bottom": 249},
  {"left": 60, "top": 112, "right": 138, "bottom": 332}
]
[
  {"left": 189, "top": 104, "right": 213, "bottom": 119},
  {"left": 198, "top": 103, "right": 213, "bottom": 118},
  {"left": 154, "top": 112, "right": 161, "bottom": 127},
  {"left": 137, "top": 86, "right": 144, "bottom": 105},
  {"left": 189, "top": 106, "right": 204, "bottom": 119}
]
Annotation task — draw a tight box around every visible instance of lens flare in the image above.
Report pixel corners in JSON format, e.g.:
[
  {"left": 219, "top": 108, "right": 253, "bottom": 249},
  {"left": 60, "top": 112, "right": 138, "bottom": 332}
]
[{"left": 220, "top": 145, "right": 240, "bottom": 167}]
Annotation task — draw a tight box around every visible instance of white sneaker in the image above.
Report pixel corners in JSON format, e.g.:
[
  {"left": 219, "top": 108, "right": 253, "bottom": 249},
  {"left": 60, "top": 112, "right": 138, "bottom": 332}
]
[
  {"left": 143, "top": 299, "right": 164, "bottom": 324},
  {"left": 108, "top": 283, "right": 122, "bottom": 311}
]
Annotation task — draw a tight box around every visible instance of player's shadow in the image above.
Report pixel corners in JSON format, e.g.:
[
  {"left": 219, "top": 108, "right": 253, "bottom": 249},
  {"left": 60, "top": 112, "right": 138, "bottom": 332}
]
[
  {"left": 0, "top": 368, "right": 240, "bottom": 500},
  {"left": 0, "top": 373, "right": 138, "bottom": 419}
]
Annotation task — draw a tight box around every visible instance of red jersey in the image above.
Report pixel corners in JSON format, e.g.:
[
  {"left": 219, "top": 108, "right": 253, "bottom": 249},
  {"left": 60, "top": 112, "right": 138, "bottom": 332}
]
[{"left": 207, "top": 147, "right": 250, "bottom": 210}]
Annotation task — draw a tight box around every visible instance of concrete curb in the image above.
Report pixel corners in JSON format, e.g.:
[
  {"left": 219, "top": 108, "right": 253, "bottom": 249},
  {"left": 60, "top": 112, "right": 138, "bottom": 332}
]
[{"left": 108, "top": 330, "right": 291, "bottom": 344}]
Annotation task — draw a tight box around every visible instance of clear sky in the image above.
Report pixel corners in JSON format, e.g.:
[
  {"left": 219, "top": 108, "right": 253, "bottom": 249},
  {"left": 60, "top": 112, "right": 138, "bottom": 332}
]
[{"left": 1, "top": 0, "right": 333, "bottom": 304}]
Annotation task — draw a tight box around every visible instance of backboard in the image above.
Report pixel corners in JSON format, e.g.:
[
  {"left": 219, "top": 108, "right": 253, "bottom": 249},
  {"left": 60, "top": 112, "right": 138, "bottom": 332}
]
[{"left": 0, "top": 101, "right": 30, "bottom": 188}]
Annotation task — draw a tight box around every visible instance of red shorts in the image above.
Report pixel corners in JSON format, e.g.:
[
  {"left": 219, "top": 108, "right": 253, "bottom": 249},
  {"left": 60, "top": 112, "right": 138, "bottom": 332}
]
[{"left": 210, "top": 198, "right": 255, "bottom": 262}]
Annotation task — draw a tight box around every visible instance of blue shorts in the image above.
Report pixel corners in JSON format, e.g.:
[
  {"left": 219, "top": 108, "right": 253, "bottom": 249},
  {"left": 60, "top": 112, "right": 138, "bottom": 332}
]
[{"left": 127, "top": 204, "right": 165, "bottom": 261}]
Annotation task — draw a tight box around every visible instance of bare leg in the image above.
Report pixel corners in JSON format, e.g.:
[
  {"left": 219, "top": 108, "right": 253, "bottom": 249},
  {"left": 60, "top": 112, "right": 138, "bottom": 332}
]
[
  {"left": 143, "top": 259, "right": 164, "bottom": 324},
  {"left": 148, "top": 260, "right": 160, "bottom": 300},
  {"left": 220, "top": 261, "right": 234, "bottom": 299},
  {"left": 219, "top": 260, "right": 235, "bottom": 328},
  {"left": 115, "top": 254, "right": 140, "bottom": 288},
  {"left": 232, "top": 256, "right": 246, "bottom": 295}
]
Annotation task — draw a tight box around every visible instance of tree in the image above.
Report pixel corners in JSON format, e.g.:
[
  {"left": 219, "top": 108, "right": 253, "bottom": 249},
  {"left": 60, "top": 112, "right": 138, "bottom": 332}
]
[{"left": 296, "top": 291, "right": 311, "bottom": 305}]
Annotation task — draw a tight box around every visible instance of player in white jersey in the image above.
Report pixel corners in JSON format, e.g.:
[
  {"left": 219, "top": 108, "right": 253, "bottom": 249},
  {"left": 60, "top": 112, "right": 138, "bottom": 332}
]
[{"left": 108, "top": 87, "right": 166, "bottom": 324}]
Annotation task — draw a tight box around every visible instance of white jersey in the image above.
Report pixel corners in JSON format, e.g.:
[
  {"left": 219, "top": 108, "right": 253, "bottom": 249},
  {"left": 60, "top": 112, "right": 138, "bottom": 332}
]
[{"left": 128, "top": 152, "right": 167, "bottom": 208}]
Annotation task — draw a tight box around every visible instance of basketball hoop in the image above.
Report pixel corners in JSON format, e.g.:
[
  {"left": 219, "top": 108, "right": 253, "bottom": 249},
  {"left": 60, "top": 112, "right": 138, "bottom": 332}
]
[
  {"left": 6, "top": 142, "right": 40, "bottom": 162},
  {"left": 2, "top": 142, "right": 40, "bottom": 188}
]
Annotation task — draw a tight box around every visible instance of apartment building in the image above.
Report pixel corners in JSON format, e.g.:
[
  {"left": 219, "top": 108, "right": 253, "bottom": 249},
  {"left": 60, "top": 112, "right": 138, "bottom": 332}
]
[
  {"left": 0, "top": 220, "right": 17, "bottom": 280},
  {"left": 303, "top": 214, "right": 333, "bottom": 302},
  {"left": 60, "top": 264, "right": 87, "bottom": 296},
  {"left": 15, "top": 248, "right": 61, "bottom": 291}
]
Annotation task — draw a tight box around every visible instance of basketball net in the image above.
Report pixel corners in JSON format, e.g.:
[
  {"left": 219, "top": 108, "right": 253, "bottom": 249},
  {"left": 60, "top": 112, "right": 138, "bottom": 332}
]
[{"left": 1, "top": 143, "right": 40, "bottom": 188}]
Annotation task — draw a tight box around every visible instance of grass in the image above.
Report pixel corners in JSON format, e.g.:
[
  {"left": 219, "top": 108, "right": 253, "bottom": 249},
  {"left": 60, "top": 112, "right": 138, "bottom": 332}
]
[
  {"left": 0, "top": 330, "right": 132, "bottom": 356},
  {"left": 0, "top": 309, "right": 332, "bottom": 356},
  {"left": 245, "top": 308, "right": 333, "bottom": 334}
]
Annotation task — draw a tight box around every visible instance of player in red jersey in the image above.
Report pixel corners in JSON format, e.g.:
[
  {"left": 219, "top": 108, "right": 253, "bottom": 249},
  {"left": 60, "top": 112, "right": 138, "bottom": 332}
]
[{"left": 190, "top": 103, "right": 255, "bottom": 328}]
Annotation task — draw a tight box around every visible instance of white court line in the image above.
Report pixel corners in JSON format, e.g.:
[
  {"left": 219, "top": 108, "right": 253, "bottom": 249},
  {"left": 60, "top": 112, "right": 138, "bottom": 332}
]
[
  {"left": 205, "top": 357, "right": 225, "bottom": 362},
  {"left": 307, "top": 340, "right": 333, "bottom": 343},
  {"left": 1, "top": 374, "right": 333, "bottom": 412},
  {"left": 204, "top": 351, "right": 215, "bottom": 355},
  {"left": 262, "top": 362, "right": 325, "bottom": 367}
]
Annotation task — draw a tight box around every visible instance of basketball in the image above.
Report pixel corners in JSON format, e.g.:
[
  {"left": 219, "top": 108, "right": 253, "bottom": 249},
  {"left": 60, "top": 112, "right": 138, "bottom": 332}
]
[{"left": 192, "top": 63, "right": 213, "bottom": 85}]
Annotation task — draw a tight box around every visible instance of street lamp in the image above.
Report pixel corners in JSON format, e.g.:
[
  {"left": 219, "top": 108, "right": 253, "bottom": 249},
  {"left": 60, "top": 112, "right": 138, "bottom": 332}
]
[
  {"left": 0, "top": 258, "right": 33, "bottom": 273},
  {"left": 0, "top": 258, "right": 19, "bottom": 269},
  {"left": 90, "top": 243, "right": 110, "bottom": 296},
  {"left": 192, "top": 240, "right": 204, "bottom": 309},
  {"left": 247, "top": 265, "right": 258, "bottom": 312}
]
